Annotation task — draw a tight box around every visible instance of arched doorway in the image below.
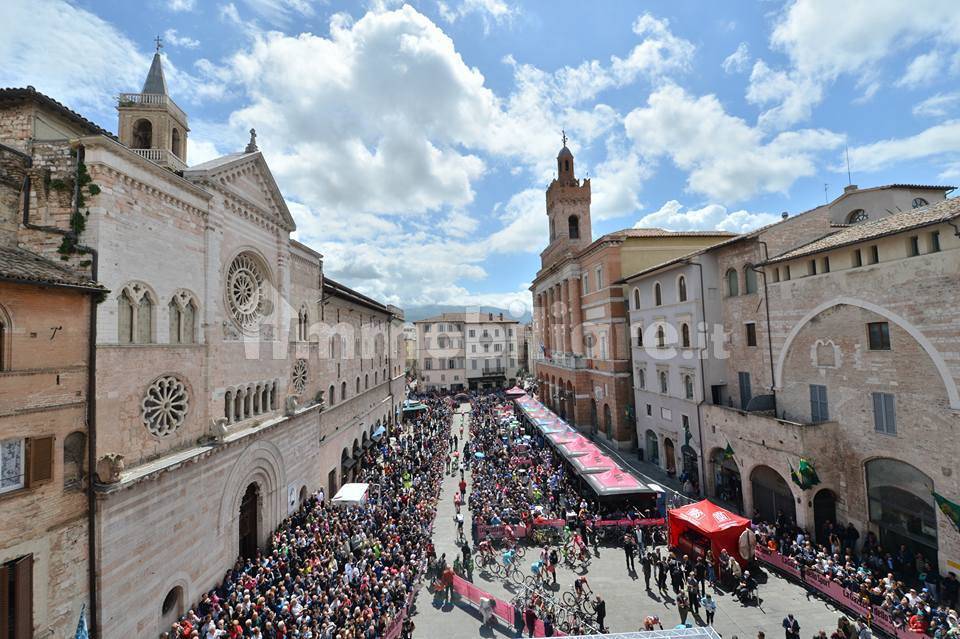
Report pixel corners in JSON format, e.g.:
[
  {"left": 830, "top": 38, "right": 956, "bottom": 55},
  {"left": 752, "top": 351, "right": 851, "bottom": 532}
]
[
  {"left": 644, "top": 430, "right": 659, "bottom": 465},
  {"left": 328, "top": 469, "right": 337, "bottom": 500},
  {"left": 160, "top": 586, "right": 183, "bottom": 637},
  {"left": 298, "top": 485, "right": 308, "bottom": 506},
  {"left": 751, "top": 465, "right": 796, "bottom": 525},
  {"left": 603, "top": 404, "right": 612, "bottom": 438},
  {"left": 238, "top": 483, "right": 260, "bottom": 559},
  {"left": 710, "top": 448, "right": 743, "bottom": 513},
  {"left": 865, "top": 458, "right": 938, "bottom": 565},
  {"left": 589, "top": 400, "right": 598, "bottom": 436},
  {"left": 681, "top": 446, "right": 699, "bottom": 493},
  {"left": 352, "top": 439, "right": 361, "bottom": 472},
  {"left": 341, "top": 448, "right": 353, "bottom": 483},
  {"left": 663, "top": 438, "right": 676, "bottom": 475},
  {"left": 813, "top": 489, "right": 837, "bottom": 545}
]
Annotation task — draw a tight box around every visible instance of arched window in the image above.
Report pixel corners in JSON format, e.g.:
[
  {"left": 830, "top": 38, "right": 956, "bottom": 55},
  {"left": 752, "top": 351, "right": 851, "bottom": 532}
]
[
  {"left": 169, "top": 293, "right": 197, "bottom": 344},
  {"left": 118, "top": 291, "right": 135, "bottom": 344},
  {"left": 118, "top": 284, "right": 154, "bottom": 344},
  {"left": 725, "top": 269, "right": 739, "bottom": 297},
  {"left": 132, "top": 118, "right": 152, "bottom": 149},
  {"left": 636, "top": 325, "right": 644, "bottom": 347},
  {"left": 847, "top": 209, "right": 868, "bottom": 223},
  {"left": 355, "top": 377, "right": 360, "bottom": 394},
  {"left": 0, "top": 304, "right": 10, "bottom": 371},
  {"left": 171, "top": 128, "right": 182, "bottom": 158},
  {"left": 365, "top": 374, "right": 369, "bottom": 389},
  {"left": 744, "top": 265, "right": 758, "bottom": 294},
  {"left": 137, "top": 295, "right": 153, "bottom": 343},
  {"left": 633, "top": 288, "right": 641, "bottom": 310},
  {"left": 684, "top": 374, "right": 694, "bottom": 400},
  {"left": 340, "top": 381, "right": 347, "bottom": 401},
  {"left": 63, "top": 431, "right": 86, "bottom": 488},
  {"left": 638, "top": 368, "right": 645, "bottom": 389},
  {"left": 678, "top": 276, "right": 687, "bottom": 302},
  {"left": 568, "top": 215, "right": 580, "bottom": 239},
  {"left": 681, "top": 323, "right": 691, "bottom": 348},
  {"left": 654, "top": 283, "right": 662, "bottom": 306},
  {"left": 656, "top": 325, "right": 665, "bottom": 348},
  {"left": 328, "top": 385, "right": 335, "bottom": 406},
  {"left": 297, "top": 305, "right": 309, "bottom": 341},
  {"left": 659, "top": 371, "right": 668, "bottom": 394}
]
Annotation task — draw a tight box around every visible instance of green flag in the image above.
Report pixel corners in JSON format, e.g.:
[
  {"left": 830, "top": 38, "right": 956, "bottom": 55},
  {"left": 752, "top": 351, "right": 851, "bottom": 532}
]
[
  {"left": 723, "top": 442, "right": 735, "bottom": 460},
  {"left": 790, "top": 458, "right": 821, "bottom": 490},
  {"left": 933, "top": 491, "right": 960, "bottom": 532}
]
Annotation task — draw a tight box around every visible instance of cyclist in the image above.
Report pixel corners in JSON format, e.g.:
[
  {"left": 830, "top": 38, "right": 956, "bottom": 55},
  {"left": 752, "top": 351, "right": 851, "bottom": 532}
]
[
  {"left": 502, "top": 547, "right": 516, "bottom": 569},
  {"left": 573, "top": 575, "right": 592, "bottom": 600},
  {"left": 530, "top": 559, "right": 545, "bottom": 584}
]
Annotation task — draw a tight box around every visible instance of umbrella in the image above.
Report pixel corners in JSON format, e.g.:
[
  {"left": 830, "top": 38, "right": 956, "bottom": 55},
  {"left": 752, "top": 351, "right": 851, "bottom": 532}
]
[{"left": 474, "top": 452, "right": 485, "bottom": 459}]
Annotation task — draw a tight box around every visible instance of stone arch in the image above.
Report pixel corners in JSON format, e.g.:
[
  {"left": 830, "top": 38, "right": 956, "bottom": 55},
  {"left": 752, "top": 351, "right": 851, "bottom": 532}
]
[
  {"left": 632, "top": 287, "right": 641, "bottom": 310},
  {"left": 747, "top": 463, "right": 797, "bottom": 524},
  {"left": 677, "top": 274, "right": 688, "bottom": 302},
  {"left": 0, "top": 302, "right": 12, "bottom": 371},
  {"left": 171, "top": 127, "right": 182, "bottom": 158},
  {"left": 218, "top": 440, "right": 285, "bottom": 542},
  {"left": 774, "top": 297, "right": 960, "bottom": 408},
  {"left": 132, "top": 117, "right": 152, "bottom": 149}
]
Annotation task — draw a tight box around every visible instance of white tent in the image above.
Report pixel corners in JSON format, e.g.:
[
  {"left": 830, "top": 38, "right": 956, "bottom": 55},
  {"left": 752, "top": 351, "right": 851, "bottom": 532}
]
[{"left": 332, "top": 483, "right": 369, "bottom": 507}]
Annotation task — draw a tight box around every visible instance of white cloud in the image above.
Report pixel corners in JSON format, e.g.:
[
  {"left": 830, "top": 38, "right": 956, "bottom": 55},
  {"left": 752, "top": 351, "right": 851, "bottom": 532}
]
[
  {"left": 485, "top": 189, "right": 547, "bottom": 254},
  {"left": 167, "top": 0, "right": 196, "bottom": 10},
  {"left": 913, "top": 92, "right": 960, "bottom": 118},
  {"left": 939, "top": 161, "right": 960, "bottom": 181},
  {"left": 437, "top": 0, "right": 517, "bottom": 31},
  {"left": 745, "top": 59, "right": 822, "bottom": 130},
  {"left": 847, "top": 120, "right": 960, "bottom": 172},
  {"left": 896, "top": 51, "right": 943, "bottom": 88},
  {"left": 747, "top": 0, "right": 960, "bottom": 127},
  {"left": 441, "top": 210, "right": 480, "bottom": 238},
  {"left": 240, "top": 0, "right": 316, "bottom": 24},
  {"left": 624, "top": 84, "right": 843, "bottom": 202},
  {"left": 590, "top": 140, "right": 648, "bottom": 221},
  {"left": 634, "top": 200, "right": 780, "bottom": 234},
  {"left": 163, "top": 28, "right": 200, "bottom": 49},
  {"left": 722, "top": 42, "right": 750, "bottom": 74}
]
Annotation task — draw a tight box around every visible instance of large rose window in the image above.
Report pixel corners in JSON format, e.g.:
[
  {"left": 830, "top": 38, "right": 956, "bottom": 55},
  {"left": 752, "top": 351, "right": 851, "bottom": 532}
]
[
  {"left": 227, "top": 253, "right": 267, "bottom": 331},
  {"left": 142, "top": 376, "right": 189, "bottom": 437}
]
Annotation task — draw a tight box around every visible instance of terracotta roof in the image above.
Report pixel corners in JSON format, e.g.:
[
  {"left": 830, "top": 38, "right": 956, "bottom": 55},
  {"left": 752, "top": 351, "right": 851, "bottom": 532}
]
[
  {"left": 764, "top": 197, "right": 960, "bottom": 264},
  {"left": 617, "top": 228, "right": 737, "bottom": 238},
  {"left": 0, "top": 245, "right": 103, "bottom": 290},
  {"left": 0, "top": 87, "right": 115, "bottom": 139},
  {"left": 415, "top": 312, "right": 518, "bottom": 324}
]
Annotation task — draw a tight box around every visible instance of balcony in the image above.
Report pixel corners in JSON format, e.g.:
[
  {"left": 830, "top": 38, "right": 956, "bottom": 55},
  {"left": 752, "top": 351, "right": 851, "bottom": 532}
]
[
  {"left": 130, "top": 147, "right": 188, "bottom": 171},
  {"left": 535, "top": 353, "right": 589, "bottom": 370},
  {"left": 118, "top": 92, "right": 188, "bottom": 124},
  {"left": 481, "top": 368, "right": 506, "bottom": 376}
]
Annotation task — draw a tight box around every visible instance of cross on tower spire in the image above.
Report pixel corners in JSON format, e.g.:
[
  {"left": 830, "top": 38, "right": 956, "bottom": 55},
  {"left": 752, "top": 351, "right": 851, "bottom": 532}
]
[
  {"left": 561, "top": 129, "right": 567, "bottom": 147},
  {"left": 155, "top": 35, "right": 163, "bottom": 52}
]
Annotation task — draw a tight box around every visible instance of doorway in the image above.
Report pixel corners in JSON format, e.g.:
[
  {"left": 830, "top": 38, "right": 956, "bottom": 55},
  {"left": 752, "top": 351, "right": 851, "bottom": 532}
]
[
  {"left": 238, "top": 483, "right": 260, "bottom": 559},
  {"left": 328, "top": 469, "right": 338, "bottom": 500},
  {"left": 663, "top": 438, "right": 676, "bottom": 475},
  {"left": 751, "top": 465, "right": 796, "bottom": 525},
  {"left": 813, "top": 489, "right": 838, "bottom": 545}
]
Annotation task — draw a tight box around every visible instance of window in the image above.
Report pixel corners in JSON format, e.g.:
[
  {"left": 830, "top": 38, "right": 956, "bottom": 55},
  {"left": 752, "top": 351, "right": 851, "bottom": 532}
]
[
  {"left": 869, "top": 245, "right": 879, "bottom": 264},
  {"left": 742, "top": 266, "right": 757, "bottom": 294},
  {"left": 468, "top": 329, "right": 475, "bottom": 337},
  {"left": 853, "top": 248, "right": 862, "bottom": 267},
  {"left": 340, "top": 381, "right": 347, "bottom": 400},
  {"left": 725, "top": 269, "right": 739, "bottom": 297},
  {"left": 494, "top": 343, "right": 502, "bottom": 352},
  {"left": 771, "top": 268, "right": 780, "bottom": 283},
  {"left": 681, "top": 323, "right": 691, "bottom": 348},
  {"left": 867, "top": 322, "right": 890, "bottom": 350},
  {"left": 568, "top": 215, "right": 580, "bottom": 239},
  {"left": 1, "top": 435, "right": 53, "bottom": 493},
  {"left": 931, "top": 231, "right": 941, "bottom": 253},
  {"left": 912, "top": 197, "right": 928, "bottom": 209},
  {"left": 784, "top": 265, "right": 791, "bottom": 280},
  {"left": 355, "top": 377, "right": 361, "bottom": 394},
  {"left": 483, "top": 344, "right": 489, "bottom": 353},
  {"left": 0, "top": 437, "right": 25, "bottom": 493},
  {"left": 424, "top": 324, "right": 430, "bottom": 332},
  {"left": 872, "top": 392, "right": 896, "bottom": 434},
  {"left": 659, "top": 371, "right": 668, "bottom": 394},
  {"left": 0, "top": 308, "right": 7, "bottom": 372},
  {"left": 365, "top": 374, "right": 369, "bottom": 389},
  {"left": 822, "top": 256, "right": 830, "bottom": 273},
  {"left": 438, "top": 324, "right": 445, "bottom": 332},
  {"left": 328, "top": 385, "right": 335, "bottom": 405},
  {"left": 684, "top": 374, "right": 694, "bottom": 400},
  {"left": 448, "top": 358, "right": 455, "bottom": 368},
  {"left": 581, "top": 273, "right": 589, "bottom": 294},
  {"left": 636, "top": 325, "right": 644, "bottom": 347},
  {"left": 738, "top": 372, "right": 752, "bottom": 410},
  {"left": 595, "top": 266, "right": 603, "bottom": 289},
  {"left": 646, "top": 404, "right": 652, "bottom": 416},
  {"left": 655, "top": 325, "right": 665, "bottom": 348},
  {"left": 168, "top": 296, "right": 197, "bottom": 344},
  {"left": 633, "top": 288, "right": 641, "bottom": 310},
  {"left": 471, "top": 359, "right": 477, "bottom": 370},
  {"left": 810, "top": 384, "right": 829, "bottom": 423},
  {"left": 494, "top": 329, "right": 500, "bottom": 337},
  {"left": 745, "top": 323, "right": 757, "bottom": 347},
  {"left": 0, "top": 554, "right": 33, "bottom": 638},
  {"left": 848, "top": 209, "right": 868, "bottom": 223},
  {"left": 654, "top": 283, "right": 662, "bottom": 306},
  {"left": 808, "top": 259, "right": 817, "bottom": 276},
  {"left": 470, "top": 345, "right": 476, "bottom": 353},
  {"left": 508, "top": 328, "right": 513, "bottom": 337},
  {"left": 63, "top": 431, "right": 86, "bottom": 488},
  {"left": 638, "top": 368, "right": 645, "bottom": 389},
  {"left": 678, "top": 276, "right": 687, "bottom": 302},
  {"left": 908, "top": 236, "right": 920, "bottom": 257}
]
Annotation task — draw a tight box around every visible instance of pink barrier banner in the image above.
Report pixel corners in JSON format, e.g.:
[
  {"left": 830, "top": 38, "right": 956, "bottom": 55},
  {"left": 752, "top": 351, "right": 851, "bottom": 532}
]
[
  {"left": 451, "top": 576, "right": 565, "bottom": 637},
  {"left": 757, "top": 547, "right": 923, "bottom": 639},
  {"left": 589, "top": 517, "right": 665, "bottom": 528},
  {"left": 476, "top": 524, "right": 530, "bottom": 540}
]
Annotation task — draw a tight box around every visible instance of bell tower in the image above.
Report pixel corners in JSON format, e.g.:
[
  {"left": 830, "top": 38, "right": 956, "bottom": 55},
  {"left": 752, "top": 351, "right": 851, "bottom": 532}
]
[
  {"left": 542, "top": 132, "right": 591, "bottom": 269},
  {"left": 117, "top": 37, "right": 189, "bottom": 170}
]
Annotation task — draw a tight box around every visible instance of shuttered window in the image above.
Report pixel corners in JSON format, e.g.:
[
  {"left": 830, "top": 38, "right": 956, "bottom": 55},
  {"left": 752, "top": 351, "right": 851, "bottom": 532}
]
[
  {"left": 0, "top": 554, "right": 33, "bottom": 639},
  {"left": 27, "top": 436, "right": 54, "bottom": 487},
  {"left": 872, "top": 392, "right": 896, "bottom": 435},
  {"left": 809, "top": 384, "right": 829, "bottom": 423}
]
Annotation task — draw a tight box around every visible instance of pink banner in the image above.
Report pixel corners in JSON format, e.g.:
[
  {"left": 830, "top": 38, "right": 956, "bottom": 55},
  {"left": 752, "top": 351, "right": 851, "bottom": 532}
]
[{"left": 451, "top": 576, "right": 565, "bottom": 637}]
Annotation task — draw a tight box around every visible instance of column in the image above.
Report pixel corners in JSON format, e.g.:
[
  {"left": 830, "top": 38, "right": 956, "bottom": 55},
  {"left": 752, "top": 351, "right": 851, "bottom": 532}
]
[
  {"left": 536, "top": 293, "right": 545, "bottom": 355},
  {"left": 560, "top": 280, "right": 571, "bottom": 354},
  {"left": 545, "top": 288, "right": 554, "bottom": 354},
  {"left": 569, "top": 276, "right": 583, "bottom": 356}
]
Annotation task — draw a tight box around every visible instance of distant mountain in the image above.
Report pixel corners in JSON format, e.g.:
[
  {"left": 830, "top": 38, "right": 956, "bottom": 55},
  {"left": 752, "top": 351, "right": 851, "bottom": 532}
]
[{"left": 401, "top": 304, "right": 532, "bottom": 324}]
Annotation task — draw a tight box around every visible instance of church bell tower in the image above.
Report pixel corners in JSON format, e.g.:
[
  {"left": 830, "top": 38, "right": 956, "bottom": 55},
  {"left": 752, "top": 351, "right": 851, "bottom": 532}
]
[
  {"left": 117, "top": 37, "right": 190, "bottom": 170},
  {"left": 542, "top": 132, "right": 591, "bottom": 268}
]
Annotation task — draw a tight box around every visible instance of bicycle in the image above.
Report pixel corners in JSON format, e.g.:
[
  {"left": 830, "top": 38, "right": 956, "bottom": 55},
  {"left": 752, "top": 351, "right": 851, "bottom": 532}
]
[{"left": 531, "top": 527, "right": 560, "bottom": 546}]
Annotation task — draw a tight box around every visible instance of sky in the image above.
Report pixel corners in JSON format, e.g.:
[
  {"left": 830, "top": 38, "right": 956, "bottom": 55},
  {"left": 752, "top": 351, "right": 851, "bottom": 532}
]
[{"left": 2, "top": 0, "right": 960, "bottom": 315}]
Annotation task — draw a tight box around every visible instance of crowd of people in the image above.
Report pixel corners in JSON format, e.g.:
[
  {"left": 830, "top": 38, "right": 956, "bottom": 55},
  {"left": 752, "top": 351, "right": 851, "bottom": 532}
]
[
  {"left": 756, "top": 516, "right": 960, "bottom": 638},
  {"left": 164, "top": 396, "right": 453, "bottom": 639}
]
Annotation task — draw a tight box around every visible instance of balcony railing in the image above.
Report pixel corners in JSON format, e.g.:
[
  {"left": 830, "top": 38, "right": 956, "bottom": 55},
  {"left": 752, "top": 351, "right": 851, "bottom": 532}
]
[
  {"left": 118, "top": 92, "right": 188, "bottom": 124},
  {"left": 535, "top": 353, "right": 588, "bottom": 369},
  {"left": 481, "top": 368, "right": 506, "bottom": 375},
  {"left": 131, "top": 148, "right": 187, "bottom": 171}
]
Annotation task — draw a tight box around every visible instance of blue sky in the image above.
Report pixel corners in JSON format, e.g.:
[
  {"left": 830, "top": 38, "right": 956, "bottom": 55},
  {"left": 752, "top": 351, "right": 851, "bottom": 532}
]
[{"left": 3, "top": 0, "right": 959, "bottom": 313}]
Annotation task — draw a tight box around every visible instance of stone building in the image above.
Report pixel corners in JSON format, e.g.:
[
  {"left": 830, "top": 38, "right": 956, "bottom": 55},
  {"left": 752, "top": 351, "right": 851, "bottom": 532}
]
[
  {"left": 0, "top": 55, "right": 406, "bottom": 638},
  {"left": 0, "top": 148, "right": 103, "bottom": 638},
  {"left": 416, "top": 311, "right": 521, "bottom": 391},
  {"left": 402, "top": 322, "right": 418, "bottom": 376},
  {"left": 530, "top": 139, "right": 733, "bottom": 448}
]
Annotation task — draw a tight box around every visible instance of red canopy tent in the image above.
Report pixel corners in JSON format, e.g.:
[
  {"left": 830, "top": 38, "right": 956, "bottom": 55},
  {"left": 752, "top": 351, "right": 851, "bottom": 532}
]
[
  {"left": 505, "top": 385, "right": 526, "bottom": 397},
  {"left": 668, "top": 500, "right": 752, "bottom": 567}
]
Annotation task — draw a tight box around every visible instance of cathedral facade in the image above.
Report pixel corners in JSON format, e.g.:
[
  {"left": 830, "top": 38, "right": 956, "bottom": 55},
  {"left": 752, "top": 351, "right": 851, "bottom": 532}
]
[{"left": 0, "top": 53, "right": 405, "bottom": 638}]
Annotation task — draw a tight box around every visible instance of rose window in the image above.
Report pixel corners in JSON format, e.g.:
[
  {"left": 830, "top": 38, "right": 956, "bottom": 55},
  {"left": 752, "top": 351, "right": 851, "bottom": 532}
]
[
  {"left": 227, "top": 253, "right": 266, "bottom": 331},
  {"left": 142, "top": 376, "right": 189, "bottom": 436},
  {"left": 292, "top": 359, "right": 308, "bottom": 393}
]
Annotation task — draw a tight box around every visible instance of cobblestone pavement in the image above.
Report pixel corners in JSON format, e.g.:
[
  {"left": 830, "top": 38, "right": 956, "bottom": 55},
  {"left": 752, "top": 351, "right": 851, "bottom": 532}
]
[{"left": 413, "top": 405, "right": 854, "bottom": 638}]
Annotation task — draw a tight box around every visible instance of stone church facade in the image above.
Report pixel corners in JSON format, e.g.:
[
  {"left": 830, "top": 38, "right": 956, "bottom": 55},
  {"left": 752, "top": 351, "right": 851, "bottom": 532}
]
[{"left": 0, "top": 54, "right": 405, "bottom": 638}]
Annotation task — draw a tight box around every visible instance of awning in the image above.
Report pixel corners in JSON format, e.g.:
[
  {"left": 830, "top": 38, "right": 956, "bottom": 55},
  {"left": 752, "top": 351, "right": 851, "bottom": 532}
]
[
  {"left": 570, "top": 451, "right": 620, "bottom": 474},
  {"left": 372, "top": 425, "right": 386, "bottom": 440},
  {"left": 402, "top": 402, "right": 428, "bottom": 412},
  {"left": 505, "top": 385, "right": 526, "bottom": 397},
  {"left": 584, "top": 468, "right": 653, "bottom": 496},
  {"left": 332, "top": 482, "right": 369, "bottom": 506},
  {"left": 559, "top": 438, "right": 603, "bottom": 458}
]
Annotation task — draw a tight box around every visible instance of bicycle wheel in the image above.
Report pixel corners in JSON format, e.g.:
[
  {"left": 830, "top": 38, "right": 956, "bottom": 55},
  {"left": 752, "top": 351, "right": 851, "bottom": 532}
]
[
  {"left": 562, "top": 591, "right": 578, "bottom": 608},
  {"left": 509, "top": 568, "right": 525, "bottom": 586},
  {"left": 490, "top": 561, "right": 503, "bottom": 577},
  {"left": 514, "top": 545, "right": 527, "bottom": 559}
]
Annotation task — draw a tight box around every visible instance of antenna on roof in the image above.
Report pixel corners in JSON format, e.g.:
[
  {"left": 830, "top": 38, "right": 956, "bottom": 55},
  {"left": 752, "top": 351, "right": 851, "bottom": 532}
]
[
  {"left": 824, "top": 183, "right": 829, "bottom": 205},
  {"left": 845, "top": 145, "right": 852, "bottom": 186}
]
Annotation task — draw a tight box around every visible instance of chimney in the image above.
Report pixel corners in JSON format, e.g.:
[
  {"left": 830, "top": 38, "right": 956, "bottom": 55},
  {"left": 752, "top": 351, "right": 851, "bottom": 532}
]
[
  {"left": 781, "top": 211, "right": 789, "bottom": 219},
  {"left": 844, "top": 184, "right": 858, "bottom": 193},
  {"left": 488, "top": 312, "right": 493, "bottom": 320},
  {"left": 499, "top": 312, "right": 503, "bottom": 320}
]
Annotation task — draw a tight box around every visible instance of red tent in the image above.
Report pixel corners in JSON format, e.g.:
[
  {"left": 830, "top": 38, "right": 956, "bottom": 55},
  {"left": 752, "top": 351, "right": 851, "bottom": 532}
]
[
  {"left": 505, "top": 385, "right": 526, "bottom": 397},
  {"left": 668, "top": 499, "right": 752, "bottom": 567}
]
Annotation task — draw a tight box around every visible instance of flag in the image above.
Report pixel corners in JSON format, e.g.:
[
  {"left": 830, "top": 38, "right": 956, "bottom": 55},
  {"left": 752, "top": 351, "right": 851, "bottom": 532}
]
[
  {"left": 790, "top": 458, "right": 821, "bottom": 490},
  {"left": 722, "top": 442, "right": 735, "bottom": 460},
  {"left": 74, "top": 604, "right": 89, "bottom": 639},
  {"left": 933, "top": 491, "right": 960, "bottom": 532}
]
